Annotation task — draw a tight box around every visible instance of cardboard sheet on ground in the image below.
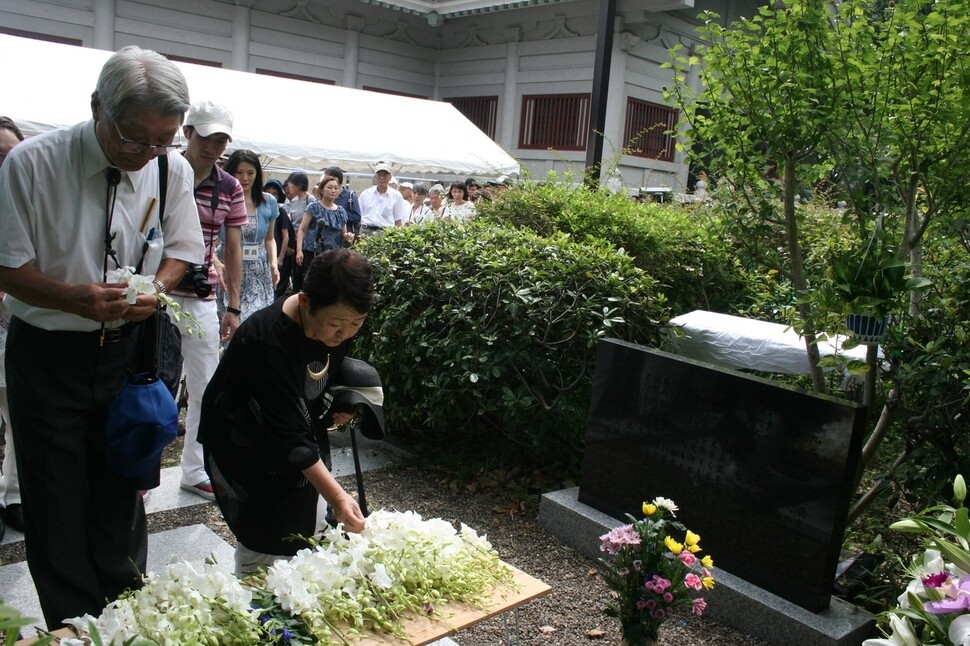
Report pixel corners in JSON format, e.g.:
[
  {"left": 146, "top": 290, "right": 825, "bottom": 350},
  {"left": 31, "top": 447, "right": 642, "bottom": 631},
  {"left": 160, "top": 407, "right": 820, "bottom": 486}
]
[
  {"left": 0, "top": 35, "right": 519, "bottom": 178},
  {"left": 668, "top": 309, "right": 877, "bottom": 375}
]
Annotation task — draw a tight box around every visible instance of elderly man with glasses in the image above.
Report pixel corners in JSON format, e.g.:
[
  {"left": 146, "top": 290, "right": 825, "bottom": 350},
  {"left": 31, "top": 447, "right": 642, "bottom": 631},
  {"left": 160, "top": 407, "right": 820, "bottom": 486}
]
[{"left": 0, "top": 46, "right": 203, "bottom": 627}]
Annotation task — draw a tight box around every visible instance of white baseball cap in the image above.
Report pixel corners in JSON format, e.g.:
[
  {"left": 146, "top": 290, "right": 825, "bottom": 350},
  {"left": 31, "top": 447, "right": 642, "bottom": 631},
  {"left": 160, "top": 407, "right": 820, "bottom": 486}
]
[
  {"left": 399, "top": 181, "right": 414, "bottom": 189},
  {"left": 373, "top": 161, "right": 393, "bottom": 174},
  {"left": 185, "top": 101, "right": 234, "bottom": 140}
]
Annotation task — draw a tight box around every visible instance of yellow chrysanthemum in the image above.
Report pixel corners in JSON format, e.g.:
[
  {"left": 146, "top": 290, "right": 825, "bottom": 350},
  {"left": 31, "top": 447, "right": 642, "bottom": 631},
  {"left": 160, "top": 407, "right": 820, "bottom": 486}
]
[
  {"left": 664, "top": 536, "right": 683, "bottom": 554},
  {"left": 703, "top": 576, "right": 715, "bottom": 589},
  {"left": 642, "top": 502, "right": 658, "bottom": 516},
  {"left": 701, "top": 555, "right": 714, "bottom": 568},
  {"left": 685, "top": 530, "right": 701, "bottom": 546}
]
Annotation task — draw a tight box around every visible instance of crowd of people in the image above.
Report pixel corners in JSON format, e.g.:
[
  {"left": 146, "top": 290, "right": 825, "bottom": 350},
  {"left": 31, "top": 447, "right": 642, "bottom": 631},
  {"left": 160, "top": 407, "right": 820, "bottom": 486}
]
[{"left": 0, "top": 43, "right": 511, "bottom": 631}]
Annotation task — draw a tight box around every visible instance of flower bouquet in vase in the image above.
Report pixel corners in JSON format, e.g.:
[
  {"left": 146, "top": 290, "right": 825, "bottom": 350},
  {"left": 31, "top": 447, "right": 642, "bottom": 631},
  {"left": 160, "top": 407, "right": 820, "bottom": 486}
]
[{"left": 599, "top": 497, "right": 714, "bottom": 646}]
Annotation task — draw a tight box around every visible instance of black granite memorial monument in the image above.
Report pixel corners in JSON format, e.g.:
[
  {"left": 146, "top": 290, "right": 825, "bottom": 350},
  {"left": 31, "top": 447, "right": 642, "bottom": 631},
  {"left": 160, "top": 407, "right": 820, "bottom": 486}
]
[{"left": 578, "top": 339, "right": 867, "bottom": 612}]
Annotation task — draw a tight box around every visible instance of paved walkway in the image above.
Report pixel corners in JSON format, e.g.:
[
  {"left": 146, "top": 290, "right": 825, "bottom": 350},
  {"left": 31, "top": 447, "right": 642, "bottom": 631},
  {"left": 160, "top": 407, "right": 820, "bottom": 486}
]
[{"left": 0, "top": 432, "right": 461, "bottom": 644}]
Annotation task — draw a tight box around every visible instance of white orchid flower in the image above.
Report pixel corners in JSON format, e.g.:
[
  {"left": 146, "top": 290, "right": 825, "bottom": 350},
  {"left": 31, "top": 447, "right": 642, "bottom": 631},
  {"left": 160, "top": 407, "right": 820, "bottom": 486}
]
[
  {"left": 862, "top": 615, "right": 919, "bottom": 646},
  {"left": 950, "top": 614, "right": 970, "bottom": 646}
]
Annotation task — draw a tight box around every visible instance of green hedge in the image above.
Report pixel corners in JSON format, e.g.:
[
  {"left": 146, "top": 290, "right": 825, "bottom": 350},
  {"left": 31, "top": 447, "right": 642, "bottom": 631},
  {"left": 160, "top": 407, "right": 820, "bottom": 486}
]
[
  {"left": 476, "top": 182, "right": 754, "bottom": 316},
  {"left": 355, "top": 220, "right": 666, "bottom": 470}
]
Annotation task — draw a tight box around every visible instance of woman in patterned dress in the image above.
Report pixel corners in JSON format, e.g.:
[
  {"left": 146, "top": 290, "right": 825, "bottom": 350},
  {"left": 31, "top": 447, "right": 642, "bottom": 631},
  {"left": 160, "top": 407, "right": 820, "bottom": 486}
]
[
  {"left": 441, "top": 180, "right": 476, "bottom": 221},
  {"left": 216, "top": 149, "right": 279, "bottom": 322}
]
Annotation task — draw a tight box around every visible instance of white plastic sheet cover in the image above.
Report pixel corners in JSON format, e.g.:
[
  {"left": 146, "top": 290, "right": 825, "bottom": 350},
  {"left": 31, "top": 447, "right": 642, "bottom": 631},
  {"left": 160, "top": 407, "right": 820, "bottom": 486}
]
[
  {"left": 1, "top": 35, "right": 519, "bottom": 178},
  {"left": 667, "top": 309, "right": 874, "bottom": 375}
]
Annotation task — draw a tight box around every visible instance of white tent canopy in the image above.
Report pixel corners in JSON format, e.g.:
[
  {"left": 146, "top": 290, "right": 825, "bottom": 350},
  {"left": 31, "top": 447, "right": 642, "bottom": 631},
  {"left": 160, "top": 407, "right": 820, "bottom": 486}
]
[{"left": 1, "top": 35, "right": 520, "bottom": 178}]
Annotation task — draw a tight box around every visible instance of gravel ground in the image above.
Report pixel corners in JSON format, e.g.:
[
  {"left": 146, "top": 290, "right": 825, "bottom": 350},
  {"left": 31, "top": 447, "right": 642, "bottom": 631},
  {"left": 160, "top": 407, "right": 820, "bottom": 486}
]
[{"left": 0, "top": 440, "right": 767, "bottom": 646}]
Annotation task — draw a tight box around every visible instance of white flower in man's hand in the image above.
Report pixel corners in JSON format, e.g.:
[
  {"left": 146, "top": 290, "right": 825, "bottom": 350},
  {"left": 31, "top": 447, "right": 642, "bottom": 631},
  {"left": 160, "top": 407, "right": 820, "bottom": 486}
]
[
  {"left": 107, "top": 266, "right": 135, "bottom": 284},
  {"left": 105, "top": 266, "right": 204, "bottom": 337},
  {"left": 107, "top": 266, "right": 156, "bottom": 304},
  {"left": 125, "top": 273, "right": 157, "bottom": 303}
]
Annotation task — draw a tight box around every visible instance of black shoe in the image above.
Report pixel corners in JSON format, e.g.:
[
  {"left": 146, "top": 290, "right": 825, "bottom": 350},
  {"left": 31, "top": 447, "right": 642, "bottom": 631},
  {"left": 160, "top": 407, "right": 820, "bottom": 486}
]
[
  {"left": 0, "top": 506, "right": 5, "bottom": 542},
  {"left": 4, "top": 503, "right": 24, "bottom": 533}
]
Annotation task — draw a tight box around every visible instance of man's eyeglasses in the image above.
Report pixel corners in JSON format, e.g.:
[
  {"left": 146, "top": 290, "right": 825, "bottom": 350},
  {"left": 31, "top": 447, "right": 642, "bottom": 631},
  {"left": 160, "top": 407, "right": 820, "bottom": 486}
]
[{"left": 112, "top": 120, "right": 183, "bottom": 156}]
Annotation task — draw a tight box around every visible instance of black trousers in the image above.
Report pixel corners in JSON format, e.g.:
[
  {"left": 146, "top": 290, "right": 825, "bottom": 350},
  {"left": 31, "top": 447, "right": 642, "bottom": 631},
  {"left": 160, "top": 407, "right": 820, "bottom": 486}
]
[
  {"left": 7, "top": 318, "right": 147, "bottom": 628},
  {"left": 275, "top": 253, "right": 294, "bottom": 299}
]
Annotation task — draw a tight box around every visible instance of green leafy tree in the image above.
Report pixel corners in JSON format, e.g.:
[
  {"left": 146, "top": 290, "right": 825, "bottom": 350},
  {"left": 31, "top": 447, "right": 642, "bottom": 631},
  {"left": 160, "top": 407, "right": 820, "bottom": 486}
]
[
  {"left": 668, "top": 0, "right": 970, "bottom": 514},
  {"left": 665, "top": 0, "right": 840, "bottom": 393}
]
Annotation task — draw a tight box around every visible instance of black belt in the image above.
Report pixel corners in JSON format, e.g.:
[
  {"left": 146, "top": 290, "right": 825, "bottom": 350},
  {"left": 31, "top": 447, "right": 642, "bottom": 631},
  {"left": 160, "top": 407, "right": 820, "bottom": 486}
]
[
  {"left": 361, "top": 224, "right": 384, "bottom": 231},
  {"left": 57, "top": 322, "right": 138, "bottom": 345}
]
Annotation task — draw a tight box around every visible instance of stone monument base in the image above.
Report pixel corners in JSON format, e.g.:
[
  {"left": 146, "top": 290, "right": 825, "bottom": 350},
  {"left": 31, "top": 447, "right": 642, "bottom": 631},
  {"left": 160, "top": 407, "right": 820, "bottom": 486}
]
[{"left": 537, "top": 487, "right": 875, "bottom": 646}]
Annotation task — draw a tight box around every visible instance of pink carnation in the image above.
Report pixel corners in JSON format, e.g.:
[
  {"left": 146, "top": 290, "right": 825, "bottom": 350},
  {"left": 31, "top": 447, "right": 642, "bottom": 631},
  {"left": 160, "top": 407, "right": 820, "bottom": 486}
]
[
  {"left": 679, "top": 551, "right": 698, "bottom": 566},
  {"left": 693, "top": 598, "right": 707, "bottom": 616},
  {"left": 685, "top": 573, "right": 703, "bottom": 591}
]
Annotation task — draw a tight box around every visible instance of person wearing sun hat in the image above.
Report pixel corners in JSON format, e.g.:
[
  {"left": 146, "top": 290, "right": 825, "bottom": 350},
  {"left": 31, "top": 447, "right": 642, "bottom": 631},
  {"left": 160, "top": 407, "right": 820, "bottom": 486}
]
[
  {"left": 171, "top": 99, "right": 247, "bottom": 501},
  {"left": 357, "top": 162, "right": 409, "bottom": 235}
]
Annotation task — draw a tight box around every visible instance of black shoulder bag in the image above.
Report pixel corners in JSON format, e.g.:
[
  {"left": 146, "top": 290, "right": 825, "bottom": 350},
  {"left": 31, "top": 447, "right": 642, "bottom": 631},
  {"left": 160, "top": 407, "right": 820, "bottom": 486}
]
[{"left": 131, "top": 154, "right": 184, "bottom": 398}]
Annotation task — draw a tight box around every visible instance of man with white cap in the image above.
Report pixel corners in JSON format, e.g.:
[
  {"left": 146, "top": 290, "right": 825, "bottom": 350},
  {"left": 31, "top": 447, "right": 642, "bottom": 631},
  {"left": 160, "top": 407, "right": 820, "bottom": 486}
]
[
  {"left": 170, "top": 100, "right": 246, "bottom": 500},
  {"left": 357, "top": 162, "right": 409, "bottom": 235}
]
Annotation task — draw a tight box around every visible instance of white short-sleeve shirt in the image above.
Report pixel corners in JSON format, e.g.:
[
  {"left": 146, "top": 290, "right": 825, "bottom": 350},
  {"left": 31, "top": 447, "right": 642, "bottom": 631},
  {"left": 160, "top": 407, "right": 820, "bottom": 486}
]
[
  {"left": 0, "top": 120, "right": 204, "bottom": 331},
  {"left": 358, "top": 186, "right": 409, "bottom": 229}
]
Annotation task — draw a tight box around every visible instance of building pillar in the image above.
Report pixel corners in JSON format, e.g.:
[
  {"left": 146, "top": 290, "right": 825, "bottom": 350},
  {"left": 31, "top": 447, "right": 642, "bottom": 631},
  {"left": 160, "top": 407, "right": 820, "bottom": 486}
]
[
  {"left": 604, "top": 28, "right": 635, "bottom": 163},
  {"left": 92, "top": 0, "right": 116, "bottom": 51},
  {"left": 500, "top": 27, "right": 520, "bottom": 151},
  {"left": 342, "top": 14, "right": 365, "bottom": 88},
  {"left": 230, "top": 1, "right": 254, "bottom": 72}
]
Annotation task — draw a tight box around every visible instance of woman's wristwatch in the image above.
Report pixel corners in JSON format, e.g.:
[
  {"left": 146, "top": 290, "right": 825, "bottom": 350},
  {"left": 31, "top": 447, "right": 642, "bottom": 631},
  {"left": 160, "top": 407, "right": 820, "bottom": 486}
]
[{"left": 226, "top": 306, "right": 242, "bottom": 316}]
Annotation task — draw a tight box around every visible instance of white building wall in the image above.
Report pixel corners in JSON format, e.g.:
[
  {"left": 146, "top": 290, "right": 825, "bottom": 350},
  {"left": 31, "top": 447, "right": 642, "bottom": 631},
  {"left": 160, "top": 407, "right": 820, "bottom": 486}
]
[{"left": 0, "top": 0, "right": 760, "bottom": 190}]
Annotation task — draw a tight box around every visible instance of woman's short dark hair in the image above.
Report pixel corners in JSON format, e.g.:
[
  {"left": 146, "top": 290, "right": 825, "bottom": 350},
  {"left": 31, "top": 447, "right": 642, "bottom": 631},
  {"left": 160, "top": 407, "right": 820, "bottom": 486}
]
[
  {"left": 285, "top": 171, "right": 309, "bottom": 192},
  {"left": 323, "top": 166, "right": 344, "bottom": 184},
  {"left": 303, "top": 249, "right": 374, "bottom": 314},
  {"left": 223, "top": 149, "right": 265, "bottom": 207},
  {"left": 448, "top": 180, "right": 468, "bottom": 200}
]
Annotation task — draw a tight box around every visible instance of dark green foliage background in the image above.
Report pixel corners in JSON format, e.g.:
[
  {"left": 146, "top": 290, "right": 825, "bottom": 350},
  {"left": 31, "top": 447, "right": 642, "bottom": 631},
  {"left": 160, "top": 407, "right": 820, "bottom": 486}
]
[
  {"left": 475, "top": 182, "right": 754, "bottom": 317},
  {"left": 354, "top": 220, "right": 667, "bottom": 471}
]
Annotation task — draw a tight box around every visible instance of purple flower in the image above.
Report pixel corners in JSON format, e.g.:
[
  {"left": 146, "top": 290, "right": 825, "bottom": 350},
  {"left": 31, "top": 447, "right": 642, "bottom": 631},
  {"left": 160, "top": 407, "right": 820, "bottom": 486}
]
[
  {"left": 663, "top": 592, "right": 674, "bottom": 603},
  {"left": 636, "top": 599, "right": 649, "bottom": 609},
  {"left": 924, "top": 574, "right": 970, "bottom": 614},
  {"left": 651, "top": 609, "right": 666, "bottom": 619},
  {"left": 923, "top": 572, "right": 950, "bottom": 588}
]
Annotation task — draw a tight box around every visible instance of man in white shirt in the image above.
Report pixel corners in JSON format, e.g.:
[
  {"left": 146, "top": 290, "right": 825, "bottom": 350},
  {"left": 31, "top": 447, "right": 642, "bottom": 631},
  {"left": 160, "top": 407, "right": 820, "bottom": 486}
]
[
  {"left": 0, "top": 46, "right": 204, "bottom": 627},
  {"left": 357, "top": 162, "right": 410, "bottom": 234}
]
